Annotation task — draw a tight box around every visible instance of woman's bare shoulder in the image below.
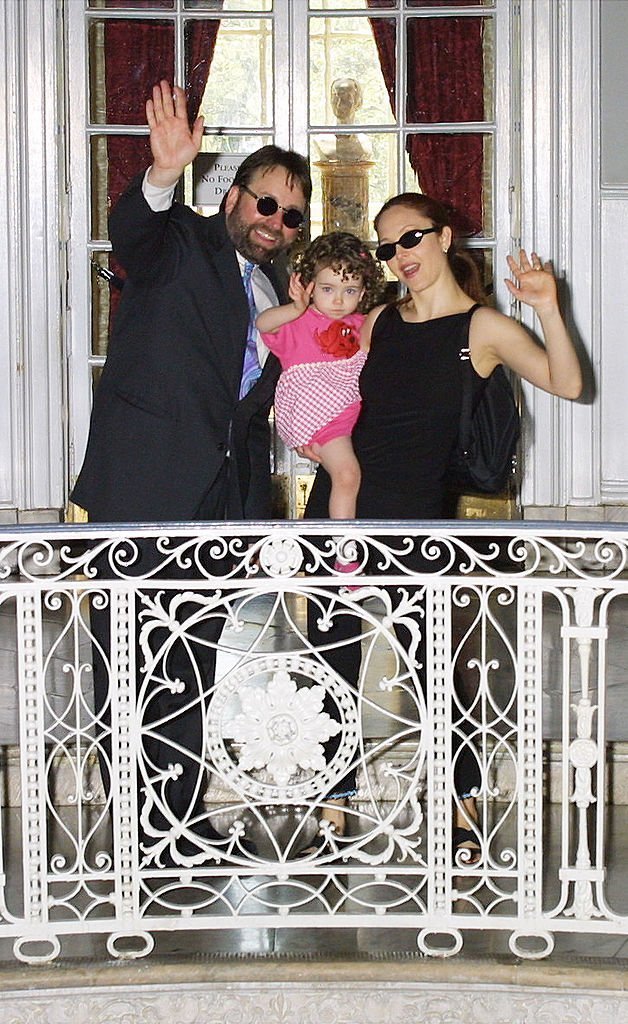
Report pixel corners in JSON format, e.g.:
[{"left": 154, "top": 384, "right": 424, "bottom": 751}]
[
  {"left": 365, "top": 303, "right": 388, "bottom": 323},
  {"left": 360, "top": 303, "right": 391, "bottom": 351}
]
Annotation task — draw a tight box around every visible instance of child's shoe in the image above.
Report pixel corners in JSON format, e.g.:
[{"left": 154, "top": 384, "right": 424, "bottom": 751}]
[{"left": 333, "top": 557, "right": 361, "bottom": 591}]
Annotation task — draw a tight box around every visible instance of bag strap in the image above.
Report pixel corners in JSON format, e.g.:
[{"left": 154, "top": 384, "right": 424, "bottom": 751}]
[{"left": 457, "top": 303, "right": 483, "bottom": 455}]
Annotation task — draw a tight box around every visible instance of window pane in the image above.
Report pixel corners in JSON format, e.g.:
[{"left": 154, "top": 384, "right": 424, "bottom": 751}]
[
  {"left": 465, "top": 248, "right": 495, "bottom": 302},
  {"left": 88, "top": 1, "right": 174, "bottom": 7},
  {"left": 184, "top": 18, "right": 221, "bottom": 117},
  {"left": 185, "top": 0, "right": 272, "bottom": 9},
  {"left": 404, "top": 131, "right": 493, "bottom": 237},
  {"left": 309, "top": 17, "right": 395, "bottom": 127},
  {"left": 310, "top": 1, "right": 396, "bottom": 7},
  {"left": 406, "top": 16, "right": 493, "bottom": 123},
  {"left": 310, "top": 132, "right": 397, "bottom": 243},
  {"left": 88, "top": 20, "right": 174, "bottom": 125},
  {"left": 407, "top": 0, "right": 490, "bottom": 7},
  {"left": 90, "top": 135, "right": 153, "bottom": 240},
  {"left": 195, "top": 18, "right": 273, "bottom": 128}
]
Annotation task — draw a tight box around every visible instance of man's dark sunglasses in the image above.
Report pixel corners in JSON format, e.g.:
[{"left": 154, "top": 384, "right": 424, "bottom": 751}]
[
  {"left": 375, "top": 227, "right": 439, "bottom": 262},
  {"left": 240, "top": 184, "right": 304, "bottom": 229}
]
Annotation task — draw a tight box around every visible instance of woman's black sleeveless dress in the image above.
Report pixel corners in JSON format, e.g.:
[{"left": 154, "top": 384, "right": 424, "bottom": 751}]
[
  {"left": 307, "top": 302, "right": 485, "bottom": 519},
  {"left": 354, "top": 303, "right": 485, "bottom": 518},
  {"left": 305, "top": 303, "right": 485, "bottom": 799}
]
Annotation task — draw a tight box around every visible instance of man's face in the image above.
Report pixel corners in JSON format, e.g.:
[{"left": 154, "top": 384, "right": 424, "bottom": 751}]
[{"left": 224, "top": 166, "right": 306, "bottom": 264}]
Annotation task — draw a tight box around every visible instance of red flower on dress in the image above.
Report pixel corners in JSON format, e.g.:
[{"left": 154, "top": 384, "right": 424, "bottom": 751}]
[{"left": 315, "top": 320, "right": 360, "bottom": 358}]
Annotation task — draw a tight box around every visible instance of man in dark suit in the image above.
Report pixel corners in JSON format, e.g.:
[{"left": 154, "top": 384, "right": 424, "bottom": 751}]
[{"left": 72, "top": 81, "right": 311, "bottom": 866}]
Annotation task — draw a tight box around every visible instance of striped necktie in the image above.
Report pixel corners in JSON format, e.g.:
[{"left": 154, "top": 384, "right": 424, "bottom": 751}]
[{"left": 239, "top": 260, "right": 262, "bottom": 399}]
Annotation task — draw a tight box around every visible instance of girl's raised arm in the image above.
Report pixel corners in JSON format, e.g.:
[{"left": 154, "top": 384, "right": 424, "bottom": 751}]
[{"left": 256, "top": 273, "right": 314, "bottom": 334}]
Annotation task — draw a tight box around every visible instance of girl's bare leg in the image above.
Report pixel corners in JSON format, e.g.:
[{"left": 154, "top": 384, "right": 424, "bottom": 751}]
[
  {"left": 307, "top": 437, "right": 357, "bottom": 849},
  {"left": 317, "top": 436, "right": 361, "bottom": 520}
]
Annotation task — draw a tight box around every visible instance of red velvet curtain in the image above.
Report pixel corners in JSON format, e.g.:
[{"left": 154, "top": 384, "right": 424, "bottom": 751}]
[
  {"left": 100, "top": 2, "right": 221, "bottom": 314},
  {"left": 367, "top": 3, "right": 485, "bottom": 234},
  {"left": 364, "top": 3, "right": 396, "bottom": 118},
  {"left": 103, "top": 5, "right": 221, "bottom": 214},
  {"left": 104, "top": 19, "right": 173, "bottom": 220}
]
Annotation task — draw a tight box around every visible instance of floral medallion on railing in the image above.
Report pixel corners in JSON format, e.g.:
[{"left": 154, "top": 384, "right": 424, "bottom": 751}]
[
  {"left": 257, "top": 536, "right": 303, "bottom": 576},
  {"left": 208, "top": 653, "right": 358, "bottom": 801},
  {"left": 227, "top": 668, "right": 341, "bottom": 787}
]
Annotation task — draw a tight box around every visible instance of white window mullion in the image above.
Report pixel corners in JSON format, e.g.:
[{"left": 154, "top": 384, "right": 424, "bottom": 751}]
[
  {"left": 66, "top": 1, "right": 92, "bottom": 492},
  {"left": 494, "top": 0, "right": 516, "bottom": 310},
  {"left": 286, "top": 0, "right": 306, "bottom": 155}
]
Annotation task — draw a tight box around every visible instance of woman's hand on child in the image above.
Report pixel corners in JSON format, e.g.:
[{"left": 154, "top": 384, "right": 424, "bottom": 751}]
[
  {"left": 504, "top": 250, "right": 559, "bottom": 315},
  {"left": 296, "top": 443, "right": 323, "bottom": 464},
  {"left": 288, "top": 273, "right": 315, "bottom": 315}
]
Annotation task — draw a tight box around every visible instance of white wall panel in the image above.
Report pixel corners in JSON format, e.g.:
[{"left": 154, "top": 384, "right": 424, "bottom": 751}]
[
  {"left": 601, "top": 0, "right": 628, "bottom": 188},
  {"left": 0, "top": 0, "right": 64, "bottom": 519},
  {"left": 0, "top": 1, "right": 19, "bottom": 513},
  {"left": 600, "top": 198, "right": 628, "bottom": 501},
  {"left": 519, "top": 0, "right": 599, "bottom": 511}
]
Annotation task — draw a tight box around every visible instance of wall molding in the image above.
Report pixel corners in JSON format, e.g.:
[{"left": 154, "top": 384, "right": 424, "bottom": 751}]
[
  {"left": 518, "top": 0, "right": 599, "bottom": 510},
  {"left": 0, "top": 0, "right": 65, "bottom": 514},
  {"left": 601, "top": 187, "right": 628, "bottom": 199},
  {"left": 0, "top": 973, "right": 625, "bottom": 1023}
]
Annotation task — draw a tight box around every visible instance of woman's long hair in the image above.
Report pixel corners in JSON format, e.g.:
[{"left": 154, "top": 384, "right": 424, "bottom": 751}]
[{"left": 374, "top": 193, "right": 487, "bottom": 306}]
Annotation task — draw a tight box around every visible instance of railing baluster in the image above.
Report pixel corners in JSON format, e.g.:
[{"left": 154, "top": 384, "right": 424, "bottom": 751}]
[
  {"left": 418, "top": 583, "right": 462, "bottom": 958},
  {"left": 107, "top": 586, "right": 153, "bottom": 959},
  {"left": 561, "top": 587, "right": 606, "bottom": 924},
  {"left": 510, "top": 586, "right": 553, "bottom": 958},
  {"left": 14, "top": 591, "right": 59, "bottom": 962}
]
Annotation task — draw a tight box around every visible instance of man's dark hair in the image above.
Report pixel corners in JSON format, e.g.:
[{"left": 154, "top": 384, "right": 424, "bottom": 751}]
[{"left": 222, "top": 146, "right": 312, "bottom": 208}]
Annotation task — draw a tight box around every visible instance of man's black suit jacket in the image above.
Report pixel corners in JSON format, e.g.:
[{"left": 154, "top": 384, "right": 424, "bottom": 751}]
[{"left": 72, "top": 175, "right": 285, "bottom": 524}]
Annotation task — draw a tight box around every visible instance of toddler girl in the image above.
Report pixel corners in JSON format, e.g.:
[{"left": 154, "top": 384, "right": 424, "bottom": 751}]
[{"left": 257, "top": 232, "right": 384, "bottom": 562}]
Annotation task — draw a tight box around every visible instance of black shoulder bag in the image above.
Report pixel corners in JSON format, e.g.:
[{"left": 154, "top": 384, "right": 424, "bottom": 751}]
[{"left": 448, "top": 310, "right": 520, "bottom": 494}]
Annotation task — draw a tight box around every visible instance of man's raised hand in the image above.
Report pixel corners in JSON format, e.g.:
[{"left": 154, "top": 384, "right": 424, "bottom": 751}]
[{"left": 146, "top": 80, "right": 204, "bottom": 188}]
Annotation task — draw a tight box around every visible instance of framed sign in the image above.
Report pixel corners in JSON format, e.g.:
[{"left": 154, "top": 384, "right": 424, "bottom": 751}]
[{"left": 193, "top": 153, "right": 247, "bottom": 205}]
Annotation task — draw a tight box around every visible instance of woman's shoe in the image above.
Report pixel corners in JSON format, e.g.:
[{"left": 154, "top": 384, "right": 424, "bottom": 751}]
[
  {"left": 452, "top": 826, "right": 481, "bottom": 866},
  {"left": 296, "top": 801, "right": 346, "bottom": 859},
  {"left": 295, "top": 829, "right": 347, "bottom": 860},
  {"left": 295, "top": 831, "right": 329, "bottom": 859}
]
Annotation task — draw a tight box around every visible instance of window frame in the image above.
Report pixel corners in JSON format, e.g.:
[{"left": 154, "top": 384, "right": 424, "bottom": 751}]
[{"left": 65, "top": 0, "right": 517, "bottom": 513}]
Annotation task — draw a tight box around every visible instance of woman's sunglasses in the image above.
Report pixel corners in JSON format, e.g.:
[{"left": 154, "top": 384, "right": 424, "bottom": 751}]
[
  {"left": 375, "top": 227, "right": 439, "bottom": 262},
  {"left": 240, "top": 184, "right": 304, "bottom": 229}
]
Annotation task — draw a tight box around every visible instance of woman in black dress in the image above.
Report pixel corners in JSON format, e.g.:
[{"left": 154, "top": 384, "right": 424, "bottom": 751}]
[{"left": 304, "top": 192, "right": 582, "bottom": 860}]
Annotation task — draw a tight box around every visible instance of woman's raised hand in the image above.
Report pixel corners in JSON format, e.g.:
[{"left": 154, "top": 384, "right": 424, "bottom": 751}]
[
  {"left": 504, "top": 249, "right": 559, "bottom": 314},
  {"left": 288, "top": 273, "right": 315, "bottom": 315},
  {"left": 146, "top": 80, "right": 205, "bottom": 188}
]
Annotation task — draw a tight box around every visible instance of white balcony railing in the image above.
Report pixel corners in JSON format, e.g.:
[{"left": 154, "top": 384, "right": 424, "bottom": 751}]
[{"left": 0, "top": 521, "right": 627, "bottom": 964}]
